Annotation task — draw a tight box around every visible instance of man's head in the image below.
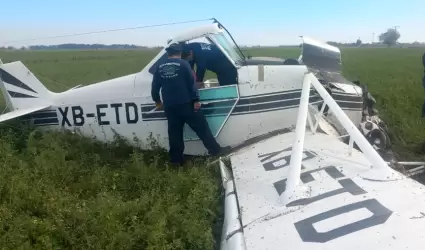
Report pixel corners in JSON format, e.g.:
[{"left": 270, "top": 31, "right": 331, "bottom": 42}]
[
  {"left": 165, "top": 43, "right": 183, "bottom": 58},
  {"left": 182, "top": 44, "right": 194, "bottom": 62}
]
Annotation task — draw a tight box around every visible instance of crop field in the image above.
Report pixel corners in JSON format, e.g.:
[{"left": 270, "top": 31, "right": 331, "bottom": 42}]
[{"left": 0, "top": 47, "right": 424, "bottom": 249}]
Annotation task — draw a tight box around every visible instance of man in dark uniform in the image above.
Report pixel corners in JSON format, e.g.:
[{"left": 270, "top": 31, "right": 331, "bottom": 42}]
[
  {"left": 422, "top": 52, "right": 425, "bottom": 117},
  {"left": 182, "top": 42, "right": 238, "bottom": 87},
  {"left": 151, "top": 43, "right": 226, "bottom": 165}
]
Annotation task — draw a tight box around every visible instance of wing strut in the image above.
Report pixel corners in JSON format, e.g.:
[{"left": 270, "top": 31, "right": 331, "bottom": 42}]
[
  {"left": 281, "top": 72, "right": 390, "bottom": 205},
  {"left": 283, "top": 73, "right": 311, "bottom": 202}
]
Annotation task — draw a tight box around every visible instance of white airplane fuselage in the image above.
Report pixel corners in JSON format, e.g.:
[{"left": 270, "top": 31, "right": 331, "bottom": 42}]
[
  {"left": 0, "top": 22, "right": 364, "bottom": 156},
  {"left": 28, "top": 64, "right": 363, "bottom": 156}
]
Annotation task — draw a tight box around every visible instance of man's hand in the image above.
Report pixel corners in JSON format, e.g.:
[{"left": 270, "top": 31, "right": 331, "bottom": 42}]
[
  {"left": 194, "top": 102, "right": 201, "bottom": 111},
  {"left": 196, "top": 82, "right": 205, "bottom": 89},
  {"left": 155, "top": 102, "right": 163, "bottom": 110}
]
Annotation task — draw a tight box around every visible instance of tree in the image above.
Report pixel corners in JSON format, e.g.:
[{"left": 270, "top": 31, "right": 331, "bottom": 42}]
[
  {"left": 356, "top": 38, "right": 362, "bottom": 46},
  {"left": 379, "top": 28, "right": 400, "bottom": 47}
]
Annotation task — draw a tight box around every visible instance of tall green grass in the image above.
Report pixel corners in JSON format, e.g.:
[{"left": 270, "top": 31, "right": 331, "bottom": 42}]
[{"left": 0, "top": 122, "right": 222, "bottom": 249}]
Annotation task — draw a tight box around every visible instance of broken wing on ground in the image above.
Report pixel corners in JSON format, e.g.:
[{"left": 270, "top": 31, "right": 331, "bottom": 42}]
[{"left": 229, "top": 131, "right": 425, "bottom": 250}]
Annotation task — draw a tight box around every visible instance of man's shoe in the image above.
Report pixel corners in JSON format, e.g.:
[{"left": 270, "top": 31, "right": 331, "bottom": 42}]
[
  {"left": 170, "top": 158, "right": 184, "bottom": 167},
  {"left": 170, "top": 162, "right": 184, "bottom": 167},
  {"left": 211, "top": 146, "right": 232, "bottom": 157}
]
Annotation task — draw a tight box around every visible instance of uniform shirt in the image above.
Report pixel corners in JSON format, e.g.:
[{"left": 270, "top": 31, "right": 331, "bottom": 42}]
[
  {"left": 151, "top": 58, "right": 200, "bottom": 107},
  {"left": 184, "top": 42, "right": 230, "bottom": 82}
]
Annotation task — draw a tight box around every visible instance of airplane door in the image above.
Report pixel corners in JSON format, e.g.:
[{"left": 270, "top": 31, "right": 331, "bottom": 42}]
[{"left": 184, "top": 85, "right": 239, "bottom": 141}]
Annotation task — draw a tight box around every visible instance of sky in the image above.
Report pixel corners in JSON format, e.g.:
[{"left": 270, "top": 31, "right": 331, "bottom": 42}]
[{"left": 1, "top": 0, "right": 425, "bottom": 47}]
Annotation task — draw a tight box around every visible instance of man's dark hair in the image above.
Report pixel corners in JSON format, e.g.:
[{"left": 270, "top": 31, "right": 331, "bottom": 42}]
[
  {"left": 165, "top": 43, "right": 183, "bottom": 57},
  {"left": 181, "top": 50, "right": 190, "bottom": 59},
  {"left": 166, "top": 50, "right": 181, "bottom": 57}
]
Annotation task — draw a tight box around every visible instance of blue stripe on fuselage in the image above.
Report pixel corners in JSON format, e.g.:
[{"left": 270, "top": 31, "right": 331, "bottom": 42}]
[{"left": 140, "top": 89, "right": 363, "bottom": 121}]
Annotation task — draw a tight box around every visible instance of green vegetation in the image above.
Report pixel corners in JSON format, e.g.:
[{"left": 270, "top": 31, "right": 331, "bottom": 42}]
[
  {"left": 0, "top": 47, "right": 424, "bottom": 249},
  {"left": 340, "top": 48, "right": 425, "bottom": 159},
  {"left": 0, "top": 121, "right": 222, "bottom": 249}
]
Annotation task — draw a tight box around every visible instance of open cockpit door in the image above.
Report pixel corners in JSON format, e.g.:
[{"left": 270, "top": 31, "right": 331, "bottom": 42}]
[
  {"left": 204, "top": 21, "right": 246, "bottom": 68},
  {"left": 140, "top": 85, "right": 239, "bottom": 141},
  {"left": 184, "top": 85, "right": 239, "bottom": 141}
]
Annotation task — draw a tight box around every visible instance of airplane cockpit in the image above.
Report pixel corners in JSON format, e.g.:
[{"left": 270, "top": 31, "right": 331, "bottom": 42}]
[
  {"left": 145, "top": 21, "right": 245, "bottom": 90},
  {"left": 147, "top": 41, "right": 239, "bottom": 89}
]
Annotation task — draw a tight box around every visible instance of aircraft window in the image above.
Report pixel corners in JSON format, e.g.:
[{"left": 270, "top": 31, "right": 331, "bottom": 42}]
[
  {"left": 210, "top": 33, "right": 244, "bottom": 65},
  {"left": 148, "top": 52, "right": 168, "bottom": 75}
]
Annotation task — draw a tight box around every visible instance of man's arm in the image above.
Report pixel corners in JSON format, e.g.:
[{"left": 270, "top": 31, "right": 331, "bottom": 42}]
[
  {"left": 188, "top": 61, "right": 198, "bottom": 81},
  {"left": 151, "top": 70, "right": 162, "bottom": 104},
  {"left": 182, "top": 61, "right": 200, "bottom": 103},
  {"left": 195, "top": 58, "right": 207, "bottom": 83},
  {"left": 189, "top": 60, "right": 195, "bottom": 70}
]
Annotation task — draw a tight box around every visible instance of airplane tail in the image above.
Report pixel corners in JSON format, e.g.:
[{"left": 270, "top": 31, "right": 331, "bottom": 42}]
[{"left": 0, "top": 61, "right": 54, "bottom": 111}]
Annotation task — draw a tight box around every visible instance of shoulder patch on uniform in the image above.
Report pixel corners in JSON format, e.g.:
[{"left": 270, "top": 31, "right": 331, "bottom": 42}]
[{"left": 200, "top": 43, "right": 212, "bottom": 51}]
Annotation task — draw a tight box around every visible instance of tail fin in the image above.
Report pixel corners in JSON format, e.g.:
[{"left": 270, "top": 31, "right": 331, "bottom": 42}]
[{"left": 0, "top": 61, "right": 53, "bottom": 111}]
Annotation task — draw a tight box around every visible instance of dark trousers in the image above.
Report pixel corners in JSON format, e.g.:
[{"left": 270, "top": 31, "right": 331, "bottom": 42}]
[
  {"left": 164, "top": 103, "right": 221, "bottom": 164},
  {"left": 216, "top": 66, "right": 237, "bottom": 86}
]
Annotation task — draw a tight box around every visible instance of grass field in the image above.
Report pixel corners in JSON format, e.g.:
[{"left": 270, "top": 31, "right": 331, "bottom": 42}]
[{"left": 0, "top": 47, "right": 425, "bottom": 249}]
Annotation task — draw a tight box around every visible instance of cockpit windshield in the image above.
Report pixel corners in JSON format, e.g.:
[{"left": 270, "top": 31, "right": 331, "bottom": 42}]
[{"left": 209, "top": 32, "right": 245, "bottom": 65}]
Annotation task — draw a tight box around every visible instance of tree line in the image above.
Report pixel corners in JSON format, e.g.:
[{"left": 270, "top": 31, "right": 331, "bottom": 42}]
[
  {"left": 327, "top": 27, "right": 404, "bottom": 47},
  {"left": 0, "top": 27, "right": 419, "bottom": 50},
  {"left": 0, "top": 43, "right": 161, "bottom": 50}
]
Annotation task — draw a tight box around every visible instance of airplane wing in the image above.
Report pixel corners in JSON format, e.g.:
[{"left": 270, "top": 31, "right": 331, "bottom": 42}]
[
  {"left": 0, "top": 104, "right": 52, "bottom": 123},
  {"left": 220, "top": 131, "right": 425, "bottom": 250}
]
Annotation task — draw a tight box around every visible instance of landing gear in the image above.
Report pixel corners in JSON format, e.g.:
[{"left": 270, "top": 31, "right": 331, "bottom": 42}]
[{"left": 355, "top": 80, "right": 392, "bottom": 153}]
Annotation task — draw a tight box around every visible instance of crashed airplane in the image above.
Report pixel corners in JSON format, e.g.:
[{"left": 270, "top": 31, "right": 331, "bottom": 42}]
[
  {"left": 0, "top": 20, "right": 385, "bottom": 155},
  {"left": 0, "top": 19, "right": 424, "bottom": 249}
]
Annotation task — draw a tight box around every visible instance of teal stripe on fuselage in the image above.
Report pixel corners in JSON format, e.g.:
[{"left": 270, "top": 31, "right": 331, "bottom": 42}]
[
  {"left": 199, "top": 85, "right": 238, "bottom": 101},
  {"left": 184, "top": 85, "right": 239, "bottom": 141},
  {"left": 184, "top": 115, "right": 230, "bottom": 140}
]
